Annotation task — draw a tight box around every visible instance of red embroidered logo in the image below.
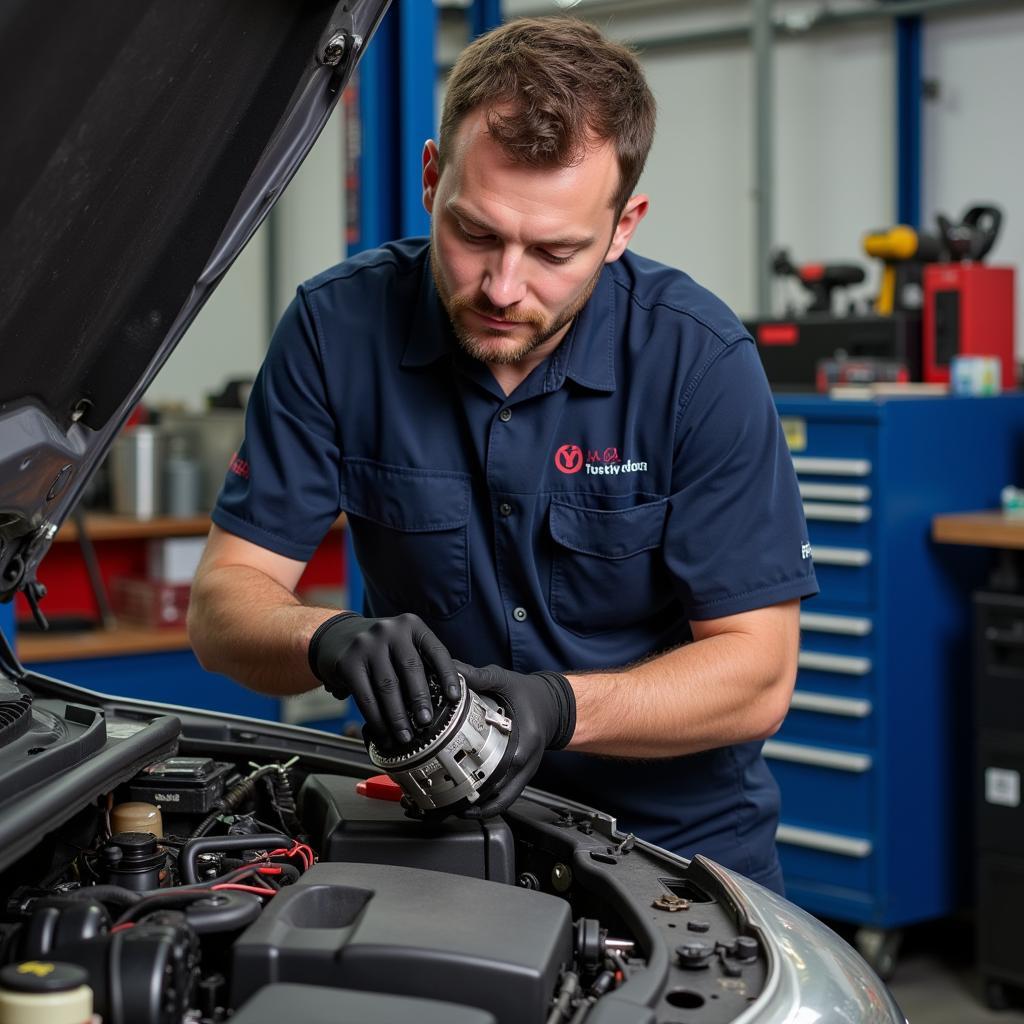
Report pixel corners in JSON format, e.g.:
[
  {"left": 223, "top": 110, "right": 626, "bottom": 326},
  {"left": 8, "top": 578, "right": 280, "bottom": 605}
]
[
  {"left": 554, "top": 444, "right": 584, "bottom": 474},
  {"left": 228, "top": 452, "right": 250, "bottom": 479}
]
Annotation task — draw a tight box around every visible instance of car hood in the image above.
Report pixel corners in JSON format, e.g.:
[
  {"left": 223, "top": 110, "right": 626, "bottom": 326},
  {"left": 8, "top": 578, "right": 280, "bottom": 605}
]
[{"left": 0, "top": 0, "right": 388, "bottom": 603}]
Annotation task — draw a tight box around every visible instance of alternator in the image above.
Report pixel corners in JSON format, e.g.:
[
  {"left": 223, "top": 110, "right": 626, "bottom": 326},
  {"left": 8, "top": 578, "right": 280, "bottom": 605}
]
[{"left": 367, "top": 674, "right": 513, "bottom": 813}]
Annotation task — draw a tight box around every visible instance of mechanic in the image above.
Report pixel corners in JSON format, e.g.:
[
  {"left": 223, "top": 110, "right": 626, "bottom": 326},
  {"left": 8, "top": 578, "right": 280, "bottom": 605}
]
[{"left": 188, "top": 16, "right": 818, "bottom": 894}]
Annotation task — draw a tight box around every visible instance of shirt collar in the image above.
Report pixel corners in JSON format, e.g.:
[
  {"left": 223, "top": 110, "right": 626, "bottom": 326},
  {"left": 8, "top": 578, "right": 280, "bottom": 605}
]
[
  {"left": 402, "top": 246, "right": 617, "bottom": 394},
  {"left": 561, "top": 262, "right": 616, "bottom": 393},
  {"left": 401, "top": 251, "right": 456, "bottom": 368}
]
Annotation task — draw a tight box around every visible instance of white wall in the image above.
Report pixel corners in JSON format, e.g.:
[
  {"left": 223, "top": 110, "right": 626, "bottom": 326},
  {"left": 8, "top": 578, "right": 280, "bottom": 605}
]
[
  {"left": 146, "top": 0, "right": 1024, "bottom": 410},
  {"left": 505, "top": 0, "right": 1022, "bottom": 342},
  {"left": 143, "top": 224, "right": 270, "bottom": 412},
  {"left": 144, "top": 109, "right": 347, "bottom": 410},
  {"left": 923, "top": 4, "right": 1024, "bottom": 353}
]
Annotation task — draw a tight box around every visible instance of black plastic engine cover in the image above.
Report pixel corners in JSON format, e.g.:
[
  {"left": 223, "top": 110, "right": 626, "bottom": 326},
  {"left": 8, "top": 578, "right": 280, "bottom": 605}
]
[
  {"left": 230, "top": 863, "right": 572, "bottom": 1024},
  {"left": 299, "top": 773, "right": 515, "bottom": 883},
  {"left": 231, "top": 983, "right": 497, "bottom": 1024}
]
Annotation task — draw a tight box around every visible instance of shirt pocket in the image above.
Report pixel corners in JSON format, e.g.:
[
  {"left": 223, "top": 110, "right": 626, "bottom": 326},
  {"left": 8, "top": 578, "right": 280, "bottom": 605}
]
[
  {"left": 548, "top": 497, "right": 672, "bottom": 636},
  {"left": 341, "top": 458, "right": 471, "bottom": 620}
]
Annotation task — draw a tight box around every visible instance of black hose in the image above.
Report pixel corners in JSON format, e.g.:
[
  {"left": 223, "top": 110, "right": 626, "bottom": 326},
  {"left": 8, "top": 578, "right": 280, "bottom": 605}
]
[
  {"left": 65, "top": 885, "right": 141, "bottom": 908},
  {"left": 179, "top": 833, "right": 288, "bottom": 885},
  {"left": 545, "top": 971, "right": 579, "bottom": 1024},
  {"left": 114, "top": 889, "right": 226, "bottom": 926}
]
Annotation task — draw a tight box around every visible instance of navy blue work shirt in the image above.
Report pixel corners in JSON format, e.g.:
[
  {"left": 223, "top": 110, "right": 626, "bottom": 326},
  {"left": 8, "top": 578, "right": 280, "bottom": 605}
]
[{"left": 214, "top": 238, "right": 818, "bottom": 891}]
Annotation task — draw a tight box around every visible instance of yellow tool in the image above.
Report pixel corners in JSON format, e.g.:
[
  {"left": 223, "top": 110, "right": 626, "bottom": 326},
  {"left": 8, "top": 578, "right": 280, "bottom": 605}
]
[{"left": 862, "top": 225, "right": 940, "bottom": 314}]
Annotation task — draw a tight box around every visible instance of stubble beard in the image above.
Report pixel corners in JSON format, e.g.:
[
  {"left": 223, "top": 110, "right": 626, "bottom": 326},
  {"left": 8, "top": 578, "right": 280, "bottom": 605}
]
[{"left": 430, "top": 236, "right": 604, "bottom": 367}]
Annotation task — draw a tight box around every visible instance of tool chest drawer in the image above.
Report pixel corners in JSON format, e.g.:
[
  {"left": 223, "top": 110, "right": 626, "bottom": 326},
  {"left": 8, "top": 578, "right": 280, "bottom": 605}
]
[
  {"left": 795, "top": 647, "right": 875, "bottom": 697},
  {"left": 779, "top": 690, "right": 874, "bottom": 747},
  {"left": 774, "top": 394, "right": 1024, "bottom": 929},
  {"left": 764, "top": 740, "right": 874, "bottom": 834},
  {"left": 974, "top": 591, "right": 1024, "bottom": 732},
  {"left": 806, "top": 549, "right": 874, "bottom": 608},
  {"left": 776, "top": 825, "right": 874, "bottom": 897}
]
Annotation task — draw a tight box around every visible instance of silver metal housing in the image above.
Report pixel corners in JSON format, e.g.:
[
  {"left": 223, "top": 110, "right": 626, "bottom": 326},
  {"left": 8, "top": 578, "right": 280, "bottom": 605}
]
[{"left": 367, "top": 676, "right": 513, "bottom": 812}]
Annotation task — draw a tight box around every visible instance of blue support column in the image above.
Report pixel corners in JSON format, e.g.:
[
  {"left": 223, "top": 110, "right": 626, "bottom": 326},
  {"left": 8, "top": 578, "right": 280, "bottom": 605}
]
[
  {"left": 0, "top": 602, "right": 14, "bottom": 652},
  {"left": 470, "top": 0, "right": 502, "bottom": 38},
  {"left": 895, "top": 15, "right": 923, "bottom": 228},
  {"left": 399, "top": 1, "right": 438, "bottom": 238},
  {"left": 345, "top": 5, "right": 439, "bottom": 618},
  {"left": 350, "top": 4, "right": 437, "bottom": 252}
]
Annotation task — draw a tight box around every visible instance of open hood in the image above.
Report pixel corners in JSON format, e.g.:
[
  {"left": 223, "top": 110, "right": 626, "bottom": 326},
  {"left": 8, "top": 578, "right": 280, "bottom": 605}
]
[{"left": 0, "top": 0, "right": 388, "bottom": 603}]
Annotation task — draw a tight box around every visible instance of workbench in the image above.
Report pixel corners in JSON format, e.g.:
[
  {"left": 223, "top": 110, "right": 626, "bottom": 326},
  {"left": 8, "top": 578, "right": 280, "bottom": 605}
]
[{"left": 11, "top": 513, "right": 350, "bottom": 727}]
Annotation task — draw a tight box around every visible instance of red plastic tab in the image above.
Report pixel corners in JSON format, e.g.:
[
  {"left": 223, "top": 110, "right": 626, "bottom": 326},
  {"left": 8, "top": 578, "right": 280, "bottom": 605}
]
[
  {"left": 758, "top": 323, "right": 799, "bottom": 346},
  {"left": 356, "top": 774, "right": 404, "bottom": 801}
]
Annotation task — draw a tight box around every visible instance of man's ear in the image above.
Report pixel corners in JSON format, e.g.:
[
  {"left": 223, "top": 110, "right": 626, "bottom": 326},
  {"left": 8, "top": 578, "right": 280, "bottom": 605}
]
[
  {"left": 605, "top": 194, "right": 649, "bottom": 263},
  {"left": 422, "top": 139, "right": 441, "bottom": 215}
]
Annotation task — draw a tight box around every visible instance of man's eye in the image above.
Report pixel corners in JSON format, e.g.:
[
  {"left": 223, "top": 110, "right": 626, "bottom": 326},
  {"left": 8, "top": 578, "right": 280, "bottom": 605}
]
[
  {"left": 539, "top": 249, "right": 575, "bottom": 265},
  {"left": 457, "top": 224, "right": 491, "bottom": 244}
]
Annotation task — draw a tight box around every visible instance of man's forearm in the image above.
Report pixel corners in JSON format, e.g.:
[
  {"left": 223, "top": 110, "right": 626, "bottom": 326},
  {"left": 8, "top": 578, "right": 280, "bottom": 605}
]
[
  {"left": 566, "top": 617, "right": 797, "bottom": 758},
  {"left": 187, "top": 564, "right": 344, "bottom": 695}
]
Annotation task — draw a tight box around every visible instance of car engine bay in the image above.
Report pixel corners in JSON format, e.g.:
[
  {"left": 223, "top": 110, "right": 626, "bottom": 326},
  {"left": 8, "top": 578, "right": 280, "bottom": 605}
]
[{"left": 0, "top": 674, "right": 773, "bottom": 1024}]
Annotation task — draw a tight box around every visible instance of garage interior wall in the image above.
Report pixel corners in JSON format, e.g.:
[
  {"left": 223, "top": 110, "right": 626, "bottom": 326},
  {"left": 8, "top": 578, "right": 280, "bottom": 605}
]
[
  {"left": 146, "top": 0, "right": 1024, "bottom": 412},
  {"left": 144, "top": 111, "right": 347, "bottom": 410}
]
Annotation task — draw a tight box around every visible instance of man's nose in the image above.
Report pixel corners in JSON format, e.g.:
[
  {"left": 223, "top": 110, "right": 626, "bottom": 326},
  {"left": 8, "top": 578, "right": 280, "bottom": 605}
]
[{"left": 482, "top": 250, "right": 526, "bottom": 309}]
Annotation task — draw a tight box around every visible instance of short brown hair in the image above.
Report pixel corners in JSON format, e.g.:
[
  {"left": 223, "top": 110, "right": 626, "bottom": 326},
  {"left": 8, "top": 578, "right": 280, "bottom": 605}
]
[{"left": 439, "top": 17, "right": 656, "bottom": 213}]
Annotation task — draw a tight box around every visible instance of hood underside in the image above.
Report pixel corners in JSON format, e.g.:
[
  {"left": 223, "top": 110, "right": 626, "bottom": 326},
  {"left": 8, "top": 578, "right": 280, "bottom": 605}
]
[{"left": 0, "top": 0, "right": 388, "bottom": 600}]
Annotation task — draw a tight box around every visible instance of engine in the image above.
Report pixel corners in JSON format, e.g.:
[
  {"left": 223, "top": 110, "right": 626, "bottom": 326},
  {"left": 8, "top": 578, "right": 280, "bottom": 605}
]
[{"left": 0, "top": 745, "right": 768, "bottom": 1024}]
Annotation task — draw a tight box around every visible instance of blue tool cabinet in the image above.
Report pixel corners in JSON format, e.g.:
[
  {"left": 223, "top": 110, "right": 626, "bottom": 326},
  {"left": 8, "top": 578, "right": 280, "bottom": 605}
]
[{"left": 772, "top": 394, "right": 1024, "bottom": 938}]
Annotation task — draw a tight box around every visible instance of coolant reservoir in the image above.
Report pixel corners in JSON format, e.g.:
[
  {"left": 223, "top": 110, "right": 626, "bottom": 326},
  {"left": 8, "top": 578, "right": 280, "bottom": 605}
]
[
  {"left": 0, "top": 961, "right": 93, "bottom": 1024},
  {"left": 111, "top": 800, "right": 163, "bottom": 838}
]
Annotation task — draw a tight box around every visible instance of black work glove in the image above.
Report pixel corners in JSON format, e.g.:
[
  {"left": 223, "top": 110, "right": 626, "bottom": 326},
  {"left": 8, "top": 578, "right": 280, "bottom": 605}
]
[
  {"left": 455, "top": 661, "right": 576, "bottom": 819},
  {"left": 309, "top": 612, "right": 460, "bottom": 747}
]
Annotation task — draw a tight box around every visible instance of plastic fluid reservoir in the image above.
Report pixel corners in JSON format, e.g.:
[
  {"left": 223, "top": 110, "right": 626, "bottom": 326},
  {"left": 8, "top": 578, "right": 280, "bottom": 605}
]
[{"left": 0, "top": 961, "right": 93, "bottom": 1024}]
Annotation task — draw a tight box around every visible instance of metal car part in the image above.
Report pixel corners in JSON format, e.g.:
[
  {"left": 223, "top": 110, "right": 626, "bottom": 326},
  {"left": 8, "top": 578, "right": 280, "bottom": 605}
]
[{"left": 368, "top": 674, "right": 512, "bottom": 812}]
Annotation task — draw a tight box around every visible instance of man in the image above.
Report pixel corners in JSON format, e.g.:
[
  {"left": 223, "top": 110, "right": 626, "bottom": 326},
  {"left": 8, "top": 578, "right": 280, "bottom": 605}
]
[{"left": 188, "top": 17, "right": 817, "bottom": 894}]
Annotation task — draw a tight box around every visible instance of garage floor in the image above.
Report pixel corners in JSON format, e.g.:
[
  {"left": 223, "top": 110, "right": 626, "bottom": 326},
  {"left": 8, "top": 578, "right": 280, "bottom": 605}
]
[{"left": 853, "top": 920, "right": 1024, "bottom": 1022}]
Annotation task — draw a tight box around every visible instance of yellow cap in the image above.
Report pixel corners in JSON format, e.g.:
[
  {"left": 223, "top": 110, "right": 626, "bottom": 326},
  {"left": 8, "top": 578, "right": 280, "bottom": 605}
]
[{"left": 0, "top": 962, "right": 92, "bottom": 1024}]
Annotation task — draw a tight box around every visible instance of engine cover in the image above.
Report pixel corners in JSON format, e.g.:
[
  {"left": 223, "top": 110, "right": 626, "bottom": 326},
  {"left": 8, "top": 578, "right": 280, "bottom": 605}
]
[
  {"left": 299, "top": 773, "right": 515, "bottom": 883},
  {"left": 230, "top": 863, "right": 572, "bottom": 1024}
]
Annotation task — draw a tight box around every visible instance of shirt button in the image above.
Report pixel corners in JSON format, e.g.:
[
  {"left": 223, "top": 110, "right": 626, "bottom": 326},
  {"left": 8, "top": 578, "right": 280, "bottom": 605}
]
[
  {"left": 512, "top": 606, "right": 528, "bottom": 622},
  {"left": 499, "top": 502, "right": 513, "bottom": 517},
  {"left": 499, "top": 408, "right": 512, "bottom": 422}
]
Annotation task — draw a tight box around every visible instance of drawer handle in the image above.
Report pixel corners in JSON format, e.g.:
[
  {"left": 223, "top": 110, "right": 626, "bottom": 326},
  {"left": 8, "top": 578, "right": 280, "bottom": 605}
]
[
  {"left": 798, "top": 650, "right": 872, "bottom": 675},
  {"left": 763, "top": 739, "right": 872, "bottom": 772},
  {"left": 776, "top": 824, "right": 873, "bottom": 858},
  {"left": 799, "top": 483, "right": 872, "bottom": 502},
  {"left": 791, "top": 456, "right": 872, "bottom": 477},
  {"left": 811, "top": 546, "right": 872, "bottom": 567},
  {"left": 803, "top": 502, "right": 871, "bottom": 523},
  {"left": 984, "top": 627, "right": 1024, "bottom": 648},
  {"left": 800, "top": 612, "right": 873, "bottom": 636},
  {"left": 789, "top": 691, "right": 873, "bottom": 718}
]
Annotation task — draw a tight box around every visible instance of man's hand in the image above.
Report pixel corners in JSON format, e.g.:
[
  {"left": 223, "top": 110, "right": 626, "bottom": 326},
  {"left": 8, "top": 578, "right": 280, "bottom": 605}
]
[
  {"left": 456, "top": 662, "right": 576, "bottom": 818},
  {"left": 309, "top": 612, "right": 461, "bottom": 746}
]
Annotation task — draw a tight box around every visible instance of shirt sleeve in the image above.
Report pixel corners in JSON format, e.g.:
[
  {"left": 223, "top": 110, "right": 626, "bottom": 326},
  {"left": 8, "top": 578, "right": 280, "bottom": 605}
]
[
  {"left": 664, "top": 336, "right": 818, "bottom": 620},
  {"left": 212, "top": 287, "right": 342, "bottom": 562}
]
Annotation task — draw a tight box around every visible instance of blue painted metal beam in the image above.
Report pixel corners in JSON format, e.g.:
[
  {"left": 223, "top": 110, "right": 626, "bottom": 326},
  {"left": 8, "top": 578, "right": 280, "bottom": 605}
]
[
  {"left": 470, "top": 0, "right": 503, "bottom": 38},
  {"left": 346, "top": 4, "right": 439, "bottom": 614},
  {"left": 895, "top": 15, "right": 923, "bottom": 228},
  {"left": 351, "top": 3, "right": 437, "bottom": 252},
  {"left": 399, "top": 1, "right": 437, "bottom": 238},
  {"left": 0, "top": 601, "right": 13, "bottom": 649}
]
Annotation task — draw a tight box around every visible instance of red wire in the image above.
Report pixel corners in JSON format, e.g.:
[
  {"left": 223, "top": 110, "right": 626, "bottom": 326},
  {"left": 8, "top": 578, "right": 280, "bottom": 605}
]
[
  {"left": 268, "top": 844, "right": 315, "bottom": 871},
  {"left": 110, "top": 922, "right": 135, "bottom": 933},
  {"left": 211, "top": 883, "right": 277, "bottom": 896}
]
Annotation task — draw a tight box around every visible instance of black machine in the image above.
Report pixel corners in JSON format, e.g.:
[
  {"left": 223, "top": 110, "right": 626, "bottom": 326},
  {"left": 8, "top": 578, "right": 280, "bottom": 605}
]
[{"left": 748, "top": 206, "right": 1007, "bottom": 391}]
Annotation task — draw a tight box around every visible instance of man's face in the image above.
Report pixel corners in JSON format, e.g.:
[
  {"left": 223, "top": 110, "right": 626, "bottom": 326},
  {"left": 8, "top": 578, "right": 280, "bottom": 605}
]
[{"left": 423, "top": 107, "right": 646, "bottom": 367}]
